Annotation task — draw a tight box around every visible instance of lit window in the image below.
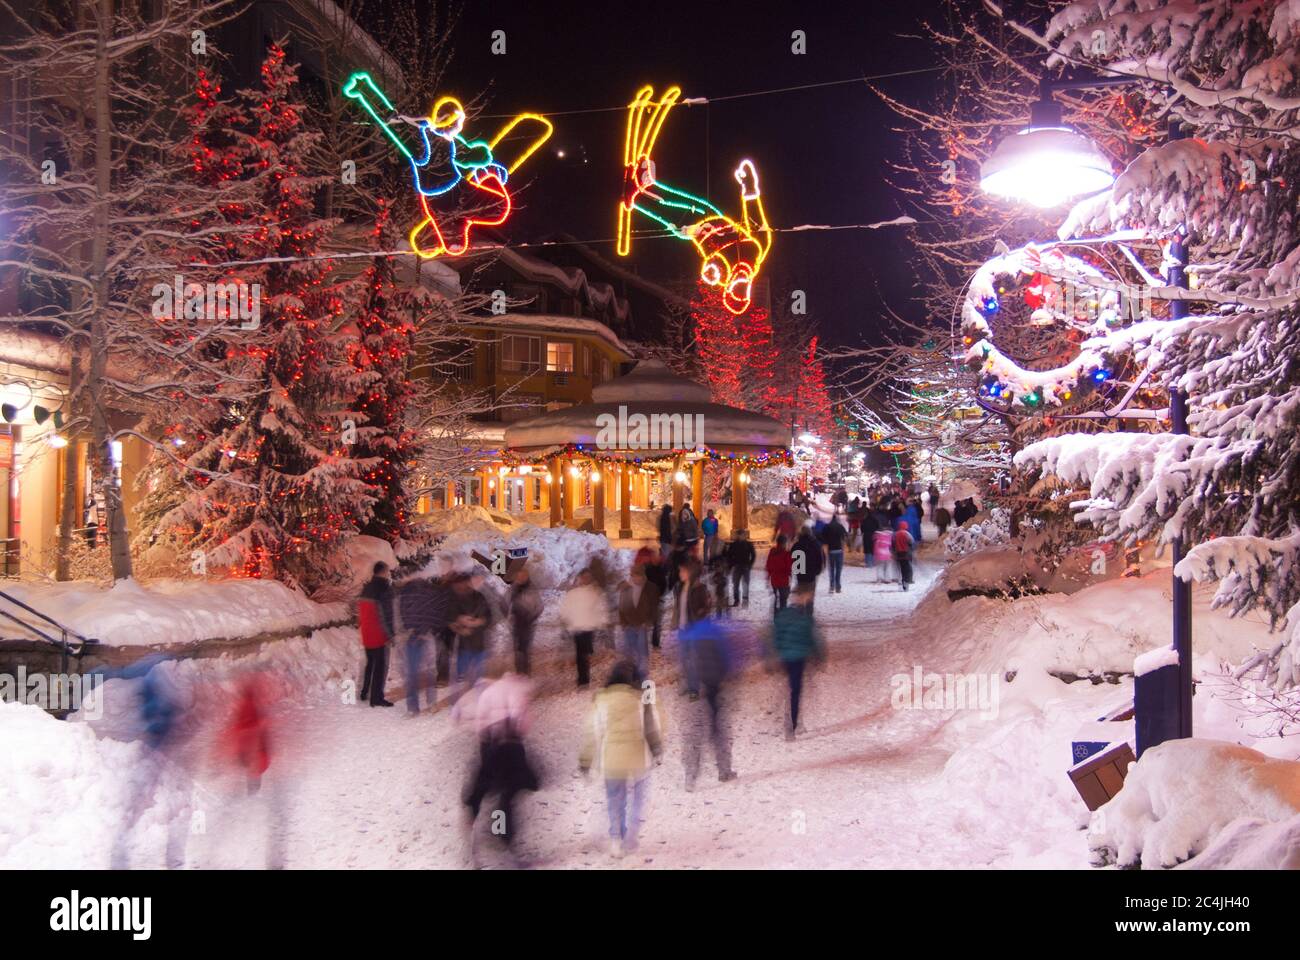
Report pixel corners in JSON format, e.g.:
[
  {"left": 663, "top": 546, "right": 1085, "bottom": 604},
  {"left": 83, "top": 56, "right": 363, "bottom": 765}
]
[{"left": 546, "top": 341, "right": 574, "bottom": 372}]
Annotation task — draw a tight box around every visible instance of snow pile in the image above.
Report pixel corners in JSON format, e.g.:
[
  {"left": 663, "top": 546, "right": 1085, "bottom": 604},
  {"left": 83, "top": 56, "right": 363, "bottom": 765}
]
[
  {"left": 1, "top": 578, "right": 348, "bottom": 648},
  {"left": 0, "top": 699, "right": 192, "bottom": 868},
  {"left": 1089, "top": 739, "right": 1300, "bottom": 868},
  {"left": 432, "top": 522, "right": 628, "bottom": 591},
  {"left": 421, "top": 504, "right": 513, "bottom": 537},
  {"left": 944, "top": 507, "right": 1011, "bottom": 559},
  {"left": 914, "top": 567, "right": 1272, "bottom": 681},
  {"left": 340, "top": 535, "right": 399, "bottom": 593},
  {"left": 1183, "top": 813, "right": 1300, "bottom": 869}
]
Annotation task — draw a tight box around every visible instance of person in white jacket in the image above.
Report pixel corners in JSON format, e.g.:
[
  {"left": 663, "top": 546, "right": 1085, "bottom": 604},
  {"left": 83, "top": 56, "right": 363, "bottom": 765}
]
[{"left": 559, "top": 567, "right": 610, "bottom": 687}]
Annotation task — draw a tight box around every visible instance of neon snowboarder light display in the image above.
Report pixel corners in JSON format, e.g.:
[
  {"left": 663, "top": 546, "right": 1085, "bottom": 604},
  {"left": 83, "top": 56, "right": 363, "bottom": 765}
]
[
  {"left": 342, "top": 72, "right": 553, "bottom": 259},
  {"left": 617, "top": 84, "right": 773, "bottom": 315}
]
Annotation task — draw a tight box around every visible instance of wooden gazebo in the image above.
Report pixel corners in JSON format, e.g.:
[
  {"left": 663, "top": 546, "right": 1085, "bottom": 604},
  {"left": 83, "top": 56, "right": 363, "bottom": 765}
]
[{"left": 502, "top": 360, "right": 791, "bottom": 538}]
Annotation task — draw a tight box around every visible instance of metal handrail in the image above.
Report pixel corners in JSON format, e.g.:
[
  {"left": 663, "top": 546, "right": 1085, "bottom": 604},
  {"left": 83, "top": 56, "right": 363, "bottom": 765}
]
[{"left": 0, "top": 588, "right": 98, "bottom": 658}]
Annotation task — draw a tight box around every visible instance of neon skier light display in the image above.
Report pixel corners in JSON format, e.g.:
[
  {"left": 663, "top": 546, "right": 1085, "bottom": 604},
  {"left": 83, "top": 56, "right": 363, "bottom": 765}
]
[
  {"left": 342, "top": 72, "right": 553, "bottom": 258},
  {"left": 617, "top": 85, "right": 773, "bottom": 315}
]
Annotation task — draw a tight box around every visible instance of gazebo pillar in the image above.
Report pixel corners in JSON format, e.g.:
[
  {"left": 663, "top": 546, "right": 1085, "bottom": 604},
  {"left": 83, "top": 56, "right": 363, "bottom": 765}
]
[
  {"left": 619, "top": 464, "right": 632, "bottom": 538},
  {"left": 592, "top": 465, "right": 606, "bottom": 535},
  {"left": 671, "top": 460, "right": 684, "bottom": 515},
  {"left": 564, "top": 458, "right": 577, "bottom": 522},
  {"left": 539, "top": 470, "right": 550, "bottom": 515},
  {"left": 691, "top": 458, "right": 704, "bottom": 518},
  {"left": 549, "top": 458, "right": 563, "bottom": 526},
  {"left": 731, "top": 462, "right": 748, "bottom": 537}
]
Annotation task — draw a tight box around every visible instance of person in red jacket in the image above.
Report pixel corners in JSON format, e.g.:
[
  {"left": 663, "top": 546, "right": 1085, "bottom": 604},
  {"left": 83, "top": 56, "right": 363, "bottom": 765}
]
[
  {"left": 358, "top": 562, "right": 395, "bottom": 707},
  {"left": 220, "top": 672, "right": 285, "bottom": 867},
  {"left": 765, "top": 534, "right": 794, "bottom": 615}
]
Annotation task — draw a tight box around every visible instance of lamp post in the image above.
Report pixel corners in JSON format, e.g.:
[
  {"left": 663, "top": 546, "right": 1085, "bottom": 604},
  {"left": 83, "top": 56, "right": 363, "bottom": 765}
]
[{"left": 980, "top": 74, "right": 1194, "bottom": 750}]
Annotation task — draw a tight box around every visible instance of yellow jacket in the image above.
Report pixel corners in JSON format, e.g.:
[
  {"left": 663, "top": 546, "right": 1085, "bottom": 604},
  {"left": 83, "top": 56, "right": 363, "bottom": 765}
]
[{"left": 579, "top": 683, "right": 664, "bottom": 780}]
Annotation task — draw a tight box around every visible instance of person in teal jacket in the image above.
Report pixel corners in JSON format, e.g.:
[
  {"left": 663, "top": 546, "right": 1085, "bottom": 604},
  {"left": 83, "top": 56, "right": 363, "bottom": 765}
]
[{"left": 767, "top": 584, "right": 825, "bottom": 739}]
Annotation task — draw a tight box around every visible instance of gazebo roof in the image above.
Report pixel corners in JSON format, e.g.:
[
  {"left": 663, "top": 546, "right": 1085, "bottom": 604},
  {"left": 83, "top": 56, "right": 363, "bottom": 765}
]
[{"left": 502, "top": 360, "right": 791, "bottom": 463}]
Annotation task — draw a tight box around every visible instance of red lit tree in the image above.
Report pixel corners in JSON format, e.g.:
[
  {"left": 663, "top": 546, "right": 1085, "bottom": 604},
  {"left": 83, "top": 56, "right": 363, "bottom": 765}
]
[
  {"left": 142, "top": 46, "right": 376, "bottom": 588},
  {"left": 690, "top": 282, "right": 743, "bottom": 402}
]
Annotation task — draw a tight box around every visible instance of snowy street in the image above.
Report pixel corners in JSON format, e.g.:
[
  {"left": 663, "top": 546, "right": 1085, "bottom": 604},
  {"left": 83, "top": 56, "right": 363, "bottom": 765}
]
[{"left": 176, "top": 553, "right": 994, "bottom": 870}]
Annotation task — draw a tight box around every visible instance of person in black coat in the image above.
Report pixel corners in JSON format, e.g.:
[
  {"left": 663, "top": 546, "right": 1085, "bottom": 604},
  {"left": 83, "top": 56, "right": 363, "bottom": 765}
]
[
  {"left": 722, "top": 531, "right": 757, "bottom": 607},
  {"left": 509, "top": 568, "right": 542, "bottom": 674},
  {"left": 658, "top": 504, "right": 674, "bottom": 560},
  {"left": 641, "top": 553, "right": 669, "bottom": 648},
  {"left": 860, "top": 507, "right": 880, "bottom": 565},
  {"left": 819, "top": 515, "right": 848, "bottom": 594},
  {"left": 792, "top": 526, "right": 825, "bottom": 612}
]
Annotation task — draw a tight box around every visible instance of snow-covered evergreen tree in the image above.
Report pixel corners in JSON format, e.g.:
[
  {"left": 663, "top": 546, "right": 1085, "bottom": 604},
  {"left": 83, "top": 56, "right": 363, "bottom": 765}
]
[
  {"left": 995, "top": 0, "right": 1300, "bottom": 692},
  {"left": 145, "top": 45, "right": 377, "bottom": 588}
]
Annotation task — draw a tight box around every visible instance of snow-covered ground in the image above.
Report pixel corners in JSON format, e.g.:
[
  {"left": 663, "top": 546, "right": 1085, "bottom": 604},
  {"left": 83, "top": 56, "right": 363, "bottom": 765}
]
[{"left": 3, "top": 527, "right": 1298, "bottom": 869}]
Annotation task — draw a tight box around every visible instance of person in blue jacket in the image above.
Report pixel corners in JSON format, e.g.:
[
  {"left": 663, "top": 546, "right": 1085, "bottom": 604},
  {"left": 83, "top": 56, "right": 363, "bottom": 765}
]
[{"left": 904, "top": 499, "right": 923, "bottom": 543}]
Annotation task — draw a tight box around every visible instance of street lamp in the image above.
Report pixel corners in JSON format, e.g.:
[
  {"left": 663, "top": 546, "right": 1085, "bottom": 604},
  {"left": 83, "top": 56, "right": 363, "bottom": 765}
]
[
  {"left": 981, "top": 72, "right": 1194, "bottom": 751},
  {"left": 979, "top": 90, "right": 1115, "bottom": 207}
]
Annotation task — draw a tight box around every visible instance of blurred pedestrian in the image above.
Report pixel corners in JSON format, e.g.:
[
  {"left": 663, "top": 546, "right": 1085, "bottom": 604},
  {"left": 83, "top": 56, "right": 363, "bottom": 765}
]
[
  {"left": 635, "top": 546, "right": 668, "bottom": 650},
  {"left": 560, "top": 567, "right": 609, "bottom": 687},
  {"left": 934, "top": 505, "right": 952, "bottom": 537},
  {"left": 873, "top": 526, "right": 895, "bottom": 582},
  {"left": 819, "top": 512, "right": 847, "bottom": 594},
  {"left": 449, "top": 572, "right": 494, "bottom": 696},
  {"left": 904, "top": 499, "right": 923, "bottom": 542},
  {"left": 673, "top": 557, "right": 711, "bottom": 698},
  {"left": 893, "top": 518, "right": 916, "bottom": 590},
  {"left": 681, "top": 618, "right": 738, "bottom": 791},
  {"left": 768, "top": 584, "right": 825, "bottom": 740},
  {"left": 658, "top": 504, "right": 674, "bottom": 560},
  {"left": 578, "top": 660, "right": 664, "bottom": 858},
  {"left": 509, "top": 568, "right": 542, "bottom": 675},
  {"left": 359, "top": 562, "right": 395, "bottom": 708},
  {"left": 397, "top": 573, "right": 451, "bottom": 715},
  {"left": 676, "top": 503, "right": 700, "bottom": 550},
  {"left": 701, "top": 508, "right": 720, "bottom": 563},
  {"left": 221, "top": 672, "right": 284, "bottom": 868},
  {"left": 766, "top": 533, "right": 793, "bottom": 613},
  {"left": 723, "top": 530, "right": 756, "bottom": 607},
  {"left": 792, "top": 524, "right": 824, "bottom": 613},
  {"left": 617, "top": 563, "right": 660, "bottom": 677},
  {"left": 860, "top": 504, "right": 880, "bottom": 567},
  {"left": 110, "top": 656, "right": 187, "bottom": 868},
  {"left": 455, "top": 664, "right": 539, "bottom": 865}
]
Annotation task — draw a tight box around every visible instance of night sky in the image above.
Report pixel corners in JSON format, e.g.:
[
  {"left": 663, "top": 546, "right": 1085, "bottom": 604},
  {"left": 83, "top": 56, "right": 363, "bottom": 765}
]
[{"left": 398, "top": 0, "right": 952, "bottom": 348}]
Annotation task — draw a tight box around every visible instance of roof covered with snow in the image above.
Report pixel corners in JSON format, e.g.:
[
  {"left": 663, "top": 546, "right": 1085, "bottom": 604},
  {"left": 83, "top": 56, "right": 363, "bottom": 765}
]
[
  {"left": 461, "top": 314, "right": 632, "bottom": 357},
  {"left": 503, "top": 360, "right": 790, "bottom": 456}
]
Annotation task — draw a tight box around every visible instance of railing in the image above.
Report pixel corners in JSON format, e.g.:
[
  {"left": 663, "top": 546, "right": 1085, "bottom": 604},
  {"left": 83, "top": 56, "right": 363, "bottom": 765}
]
[{"left": 0, "top": 587, "right": 99, "bottom": 671}]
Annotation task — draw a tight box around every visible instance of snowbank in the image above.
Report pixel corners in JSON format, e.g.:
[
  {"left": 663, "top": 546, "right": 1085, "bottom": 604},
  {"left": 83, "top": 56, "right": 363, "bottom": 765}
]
[
  {"left": 1, "top": 578, "right": 348, "bottom": 648},
  {"left": 0, "top": 699, "right": 192, "bottom": 868},
  {"left": 1089, "top": 739, "right": 1300, "bottom": 868},
  {"left": 431, "top": 522, "right": 629, "bottom": 591}
]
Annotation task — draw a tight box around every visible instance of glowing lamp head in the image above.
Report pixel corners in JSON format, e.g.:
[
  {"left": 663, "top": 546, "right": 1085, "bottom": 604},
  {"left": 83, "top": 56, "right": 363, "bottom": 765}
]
[
  {"left": 590, "top": 470, "right": 601, "bottom": 483},
  {"left": 568, "top": 466, "right": 580, "bottom": 478},
  {"left": 48, "top": 434, "right": 68, "bottom": 449},
  {"left": 980, "top": 121, "right": 1115, "bottom": 208},
  {"left": 674, "top": 470, "right": 687, "bottom": 483}
]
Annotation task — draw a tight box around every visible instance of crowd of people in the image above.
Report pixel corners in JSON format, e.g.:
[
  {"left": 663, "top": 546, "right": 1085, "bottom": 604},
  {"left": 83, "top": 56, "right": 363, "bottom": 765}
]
[{"left": 347, "top": 484, "right": 975, "bottom": 866}]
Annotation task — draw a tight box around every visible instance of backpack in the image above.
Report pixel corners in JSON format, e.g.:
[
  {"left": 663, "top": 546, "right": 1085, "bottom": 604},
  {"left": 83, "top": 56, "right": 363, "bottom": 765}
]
[{"left": 892, "top": 528, "right": 913, "bottom": 557}]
